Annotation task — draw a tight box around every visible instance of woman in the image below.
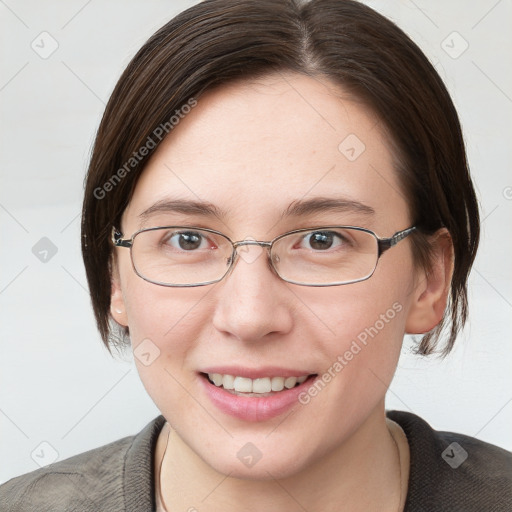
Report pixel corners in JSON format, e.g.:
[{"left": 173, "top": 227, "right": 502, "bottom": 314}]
[{"left": 1, "top": 0, "right": 511, "bottom": 510}]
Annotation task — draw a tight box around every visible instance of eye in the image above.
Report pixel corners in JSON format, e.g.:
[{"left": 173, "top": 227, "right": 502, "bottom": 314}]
[
  {"left": 164, "top": 231, "right": 213, "bottom": 251},
  {"left": 301, "top": 230, "right": 346, "bottom": 251}
]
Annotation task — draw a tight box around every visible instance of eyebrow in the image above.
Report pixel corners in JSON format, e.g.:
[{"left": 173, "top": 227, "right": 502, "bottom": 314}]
[
  {"left": 281, "top": 197, "right": 375, "bottom": 218},
  {"left": 138, "top": 196, "right": 375, "bottom": 223},
  {"left": 138, "top": 199, "right": 225, "bottom": 224}
]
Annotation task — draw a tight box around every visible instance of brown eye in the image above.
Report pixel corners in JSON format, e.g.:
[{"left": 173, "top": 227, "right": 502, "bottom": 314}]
[
  {"left": 178, "top": 232, "right": 202, "bottom": 250},
  {"left": 164, "top": 231, "right": 208, "bottom": 251},
  {"left": 300, "top": 231, "right": 349, "bottom": 251},
  {"left": 308, "top": 231, "right": 334, "bottom": 250}
]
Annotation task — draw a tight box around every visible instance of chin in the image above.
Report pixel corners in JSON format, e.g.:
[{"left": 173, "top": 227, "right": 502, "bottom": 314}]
[
  {"left": 191, "top": 432, "right": 317, "bottom": 482},
  {"left": 207, "top": 451, "right": 310, "bottom": 481}
]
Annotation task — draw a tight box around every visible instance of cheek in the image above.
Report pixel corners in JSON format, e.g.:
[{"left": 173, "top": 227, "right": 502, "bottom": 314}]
[
  {"left": 121, "top": 275, "right": 215, "bottom": 396},
  {"left": 305, "top": 285, "right": 406, "bottom": 387},
  {"left": 121, "top": 266, "right": 213, "bottom": 343},
  {"left": 299, "top": 253, "right": 413, "bottom": 409},
  {"left": 332, "top": 293, "right": 406, "bottom": 401},
  {"left": 303, "top": 251, "right": 410, "bottom": 349}
]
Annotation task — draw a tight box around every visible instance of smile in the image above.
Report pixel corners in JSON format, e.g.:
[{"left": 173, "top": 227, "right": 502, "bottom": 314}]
[
  {"left": 206, "top": 373, "right": 310, "bottom": 396},
  {"left": 199, "top": 371, "right": 318, "bottom": 422}
]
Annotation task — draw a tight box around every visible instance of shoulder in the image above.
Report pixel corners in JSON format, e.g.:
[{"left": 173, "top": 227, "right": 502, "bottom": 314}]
[
  {"left": 387, "top": 410, "right": 512, "bottom": 512},
  {"left": 0, "top": 436, "right": 132, "bottom": 512},
  {"left": 0, "top": 415, "right": 166, "bottom": 512}
]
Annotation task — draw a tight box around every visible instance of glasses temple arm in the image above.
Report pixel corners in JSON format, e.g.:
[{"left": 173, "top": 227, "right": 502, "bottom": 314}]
[
  {"left": 111, "top": 227, "right": 132, "bottom": 248},
  {"left": 377, "top": 226, "right": 416, "bottom": 256}
]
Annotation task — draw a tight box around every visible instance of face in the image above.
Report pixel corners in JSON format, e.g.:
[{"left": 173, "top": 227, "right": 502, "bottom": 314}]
[{"left": 111, "top": 72, "right": 421, "bottom": 479}]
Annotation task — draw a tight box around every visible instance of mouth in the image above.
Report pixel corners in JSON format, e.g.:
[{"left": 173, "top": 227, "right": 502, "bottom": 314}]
[
  {"left": 198, "top": 370, "right": 318, "bottom": 422},
  {"left": 201, "top": 372, "right": 317, "bottom": 397}
]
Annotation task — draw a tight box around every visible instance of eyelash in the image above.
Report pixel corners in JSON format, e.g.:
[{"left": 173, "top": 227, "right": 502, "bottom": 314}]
[{"left": 158, "top": 229, "right": 352, "bottom": 253}]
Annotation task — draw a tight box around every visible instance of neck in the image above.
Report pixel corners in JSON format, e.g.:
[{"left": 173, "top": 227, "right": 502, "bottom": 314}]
[{"left": 156, "top": 404, "right": 408, "bottom": 512}]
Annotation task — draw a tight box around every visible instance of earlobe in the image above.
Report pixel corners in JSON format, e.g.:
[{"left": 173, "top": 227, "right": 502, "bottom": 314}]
[
  {"left": 110, "top": 258, "right": 128, "bottom": 327},
  {"left": 405, "top": 229, "right": 454, "bottom": 334}
]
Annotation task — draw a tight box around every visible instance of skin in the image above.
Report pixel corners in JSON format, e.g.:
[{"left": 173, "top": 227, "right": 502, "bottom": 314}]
[{"left": 110, "top": 72, "right": 453, "bottom": 511}]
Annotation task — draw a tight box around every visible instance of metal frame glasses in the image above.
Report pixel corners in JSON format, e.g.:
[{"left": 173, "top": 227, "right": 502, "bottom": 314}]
[{"left": 112, "top": 225, "right": 416, "bottom": 287}]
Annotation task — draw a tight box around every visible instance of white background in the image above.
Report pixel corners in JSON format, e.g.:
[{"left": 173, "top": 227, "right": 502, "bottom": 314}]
[{"left": 1, "top": 0, "right": 511, "bottom": 483}]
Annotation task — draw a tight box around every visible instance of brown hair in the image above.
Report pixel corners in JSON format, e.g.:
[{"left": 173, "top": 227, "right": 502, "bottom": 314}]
[{"left": 81, "top": 0, "right": 479, "bottom": 356}]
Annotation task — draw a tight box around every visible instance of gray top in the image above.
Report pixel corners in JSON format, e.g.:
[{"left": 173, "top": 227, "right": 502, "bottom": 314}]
[{"left": 1, "top": 411, "right": 511, "bottom": 511}]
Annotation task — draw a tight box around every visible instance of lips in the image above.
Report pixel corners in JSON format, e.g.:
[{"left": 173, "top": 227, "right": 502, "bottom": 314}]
[{"left": 198, "top": 369, "right": 318, "bottom": 422}]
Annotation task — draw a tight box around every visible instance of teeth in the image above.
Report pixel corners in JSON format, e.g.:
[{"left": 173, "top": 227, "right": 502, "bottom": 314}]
[
  {"left": 271, "top": 376, "right": 285, "bottom": 391},
  {"left": 222, "top": 374, "right": 235, "bottom": 390},
  {"left": 284, "top": 377, "right": 297, "bottom": 388},
  {"left": 211, "top": 373, "right": 223, "bottom": 386},
  {"left": 233, "top": 376, "right": 252, "bottom": 393},
  {"left": 207, "top": 373, "right": 311, "bottom": 393},
  {"left": 253, "top": 377, "right": 272, "bottom": 393}
]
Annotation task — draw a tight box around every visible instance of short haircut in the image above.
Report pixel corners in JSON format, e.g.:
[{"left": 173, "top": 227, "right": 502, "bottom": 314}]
[{"left": 81, "top": 0, "right": 480, "bottom": 356}]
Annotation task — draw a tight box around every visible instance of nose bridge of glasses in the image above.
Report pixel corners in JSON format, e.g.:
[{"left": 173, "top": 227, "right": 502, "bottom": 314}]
[
  {"left": 228, "top": 239, "right": 274, "bottom": 268},
  {"left": 232, "top": 239, "right": 272, "bottom": 249}
]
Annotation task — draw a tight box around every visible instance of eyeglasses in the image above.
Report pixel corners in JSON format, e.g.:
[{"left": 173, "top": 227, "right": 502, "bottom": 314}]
[{"left": 111, "top": 225, "right": 416, "bottom": 287}]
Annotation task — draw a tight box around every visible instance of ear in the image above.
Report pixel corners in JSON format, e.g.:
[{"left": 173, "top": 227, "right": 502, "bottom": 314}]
[
  {"left": 405, "top": 228, "right": 454, "bottom": 334},
  {"left": 110, "top": 255, "right": 129, "bottom": 327}
]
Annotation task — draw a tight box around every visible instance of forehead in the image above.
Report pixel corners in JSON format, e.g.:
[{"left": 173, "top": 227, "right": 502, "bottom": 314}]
[{"left": 123, "top": 72, "right": 410, "bottom": 235}]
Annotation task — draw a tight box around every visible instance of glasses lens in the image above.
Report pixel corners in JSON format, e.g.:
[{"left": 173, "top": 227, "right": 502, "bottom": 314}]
[
  {"left": 131, "top": 228, "right": 233, "bottom": 286},
  {"left": 272, "top": 227, "right": 378, "bottom": 285}
]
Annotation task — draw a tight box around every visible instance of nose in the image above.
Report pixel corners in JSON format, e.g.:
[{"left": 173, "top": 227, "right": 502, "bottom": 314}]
[{"left": 212, "top": 244, "right": 294, "bottom": 342}]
